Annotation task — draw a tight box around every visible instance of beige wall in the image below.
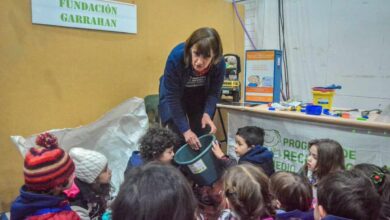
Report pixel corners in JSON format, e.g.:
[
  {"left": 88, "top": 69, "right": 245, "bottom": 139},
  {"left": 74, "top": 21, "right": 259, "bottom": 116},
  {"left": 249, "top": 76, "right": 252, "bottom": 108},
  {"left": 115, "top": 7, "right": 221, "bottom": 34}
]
[{"left": 0, "top": 0, "right": 244, "bottom": 211}]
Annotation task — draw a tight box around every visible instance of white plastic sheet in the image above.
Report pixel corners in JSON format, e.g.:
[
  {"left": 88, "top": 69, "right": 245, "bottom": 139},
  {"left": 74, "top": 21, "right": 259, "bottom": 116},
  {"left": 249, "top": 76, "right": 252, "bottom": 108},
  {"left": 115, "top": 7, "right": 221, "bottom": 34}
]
[
  {"left": 245, "top": 0, "right": 390, "bottom": 109},
  {"left": 10, "top": 97, "right": 149, "bottom": 195}
]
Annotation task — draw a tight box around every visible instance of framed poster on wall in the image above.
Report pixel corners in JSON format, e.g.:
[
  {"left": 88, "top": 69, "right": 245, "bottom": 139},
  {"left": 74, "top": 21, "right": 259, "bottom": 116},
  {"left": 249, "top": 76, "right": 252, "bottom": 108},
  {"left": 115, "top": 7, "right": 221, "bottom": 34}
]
[{"left": 244, "top": 50, "right": 282, "bottom": 104}]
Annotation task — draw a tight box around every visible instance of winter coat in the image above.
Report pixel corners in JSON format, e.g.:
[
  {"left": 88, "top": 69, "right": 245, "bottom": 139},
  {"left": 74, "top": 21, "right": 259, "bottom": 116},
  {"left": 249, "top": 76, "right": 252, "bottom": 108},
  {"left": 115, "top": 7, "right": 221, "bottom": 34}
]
[
  {"left": 218, "top": 145, "right": 275, "bottom": 177},
  {"left": 11, "top": 186, "right": 80, "bottom": 220}
]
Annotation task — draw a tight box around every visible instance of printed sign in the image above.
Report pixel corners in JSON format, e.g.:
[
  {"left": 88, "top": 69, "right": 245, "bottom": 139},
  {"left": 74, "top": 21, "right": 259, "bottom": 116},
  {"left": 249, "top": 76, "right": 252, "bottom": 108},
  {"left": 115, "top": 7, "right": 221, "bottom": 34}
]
[
  {"left": 32, "top": 0, "right": 137, "bottom": 33},
  {"left": 227, "top": 110, "right": 390, "bottom": 171},
  {"left": 244, "top": 50, "right": 282, "bottom": 103}
]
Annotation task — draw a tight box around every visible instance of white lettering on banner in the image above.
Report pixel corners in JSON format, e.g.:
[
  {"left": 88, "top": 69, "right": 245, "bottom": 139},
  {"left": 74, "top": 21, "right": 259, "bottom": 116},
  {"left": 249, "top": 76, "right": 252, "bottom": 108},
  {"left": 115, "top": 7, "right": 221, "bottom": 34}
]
[{"left": 227, "top": 111, "right": 390, "bottom": 172}]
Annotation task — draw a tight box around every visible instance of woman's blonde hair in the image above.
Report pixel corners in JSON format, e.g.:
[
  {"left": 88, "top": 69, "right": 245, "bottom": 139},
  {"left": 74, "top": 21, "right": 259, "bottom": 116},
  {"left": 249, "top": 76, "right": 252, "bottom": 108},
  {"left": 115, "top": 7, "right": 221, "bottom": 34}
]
[{"left": 223, "top": 164, "right": 275, "bottom": 219}]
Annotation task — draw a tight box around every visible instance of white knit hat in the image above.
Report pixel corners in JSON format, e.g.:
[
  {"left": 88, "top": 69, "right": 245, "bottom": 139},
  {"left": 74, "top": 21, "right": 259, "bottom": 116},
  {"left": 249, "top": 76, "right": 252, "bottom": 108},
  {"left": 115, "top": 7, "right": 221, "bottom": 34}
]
[{"left": 69, "top": 147, "right": 108, "bottom": 184}]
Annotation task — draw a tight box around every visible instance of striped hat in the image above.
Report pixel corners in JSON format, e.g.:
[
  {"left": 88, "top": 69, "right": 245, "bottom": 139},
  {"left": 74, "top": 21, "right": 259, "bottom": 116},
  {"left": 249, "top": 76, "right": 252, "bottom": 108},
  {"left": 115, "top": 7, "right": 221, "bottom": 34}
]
[{"left": 24, "top": 132, "right": 75, "bottom": 191}]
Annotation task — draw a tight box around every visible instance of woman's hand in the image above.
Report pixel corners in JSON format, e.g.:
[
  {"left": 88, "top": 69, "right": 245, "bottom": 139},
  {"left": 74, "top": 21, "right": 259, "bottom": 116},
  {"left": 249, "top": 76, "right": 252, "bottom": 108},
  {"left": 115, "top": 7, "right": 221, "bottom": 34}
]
[
  {"left": 201, "top": 113, "right": 217, "bottom": 134},
  {"left": 183, "top": 130, "right": 201, "bottom": 150},
  {"left": 212, "top": 140, "right": 225, "bottom": 159}
]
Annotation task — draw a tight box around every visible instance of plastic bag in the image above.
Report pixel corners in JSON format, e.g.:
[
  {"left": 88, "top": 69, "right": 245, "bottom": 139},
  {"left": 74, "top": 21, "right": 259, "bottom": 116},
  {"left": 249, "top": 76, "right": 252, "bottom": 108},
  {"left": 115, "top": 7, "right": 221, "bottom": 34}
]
[{"left": 10, "top": 97, "right": 149, "bottom": 196}]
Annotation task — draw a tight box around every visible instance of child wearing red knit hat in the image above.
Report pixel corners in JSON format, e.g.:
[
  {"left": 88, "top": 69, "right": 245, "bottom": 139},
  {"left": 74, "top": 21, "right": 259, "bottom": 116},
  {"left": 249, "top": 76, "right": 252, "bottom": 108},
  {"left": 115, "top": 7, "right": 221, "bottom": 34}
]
[{"left": 11, "top": 132, "right": 80, "bottom": 220}]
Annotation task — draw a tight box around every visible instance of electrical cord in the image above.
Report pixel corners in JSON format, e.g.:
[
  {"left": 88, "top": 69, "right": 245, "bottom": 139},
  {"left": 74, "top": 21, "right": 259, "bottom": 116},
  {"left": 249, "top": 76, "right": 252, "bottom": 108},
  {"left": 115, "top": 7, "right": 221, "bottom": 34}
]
[
  {"left": 232, "top": 0, "right": 257, "bottom": 50},
  {"left": 278, "top": 0, "right": 290, "bottom": 101},
  {"left": 232, "top": 0, "right": 291, "bottom": 101}
]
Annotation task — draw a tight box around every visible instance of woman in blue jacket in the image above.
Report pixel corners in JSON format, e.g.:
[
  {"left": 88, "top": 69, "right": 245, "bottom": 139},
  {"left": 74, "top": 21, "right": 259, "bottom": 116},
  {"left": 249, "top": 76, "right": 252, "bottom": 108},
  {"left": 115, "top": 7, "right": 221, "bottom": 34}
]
[{"left": 159, "top": 27, "right": 225, "bottom": 150}]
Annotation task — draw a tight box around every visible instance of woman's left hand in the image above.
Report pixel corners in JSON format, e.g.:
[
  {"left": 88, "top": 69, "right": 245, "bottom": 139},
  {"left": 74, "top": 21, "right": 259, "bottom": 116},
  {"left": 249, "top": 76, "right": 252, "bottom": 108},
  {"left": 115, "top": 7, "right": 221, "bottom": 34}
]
[{"left": 201, "top": 113, "right": 217, "bottom": 134}]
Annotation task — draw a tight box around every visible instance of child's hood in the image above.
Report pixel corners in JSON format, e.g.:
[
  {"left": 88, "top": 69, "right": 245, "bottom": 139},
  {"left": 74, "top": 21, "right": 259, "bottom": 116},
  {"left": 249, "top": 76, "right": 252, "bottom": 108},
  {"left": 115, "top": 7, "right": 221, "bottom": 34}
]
[
  {"left": 276, "top": 209, "right": 314, "bottom": 220},
  {"left": 11, "top": 186, "right": 70, "bottom": 220},
  {"left": 129, "top": 151, "right": 143, "bottom": 167},
  {"left": 240, "top": 145, "right": 273, "bottom": 164}
]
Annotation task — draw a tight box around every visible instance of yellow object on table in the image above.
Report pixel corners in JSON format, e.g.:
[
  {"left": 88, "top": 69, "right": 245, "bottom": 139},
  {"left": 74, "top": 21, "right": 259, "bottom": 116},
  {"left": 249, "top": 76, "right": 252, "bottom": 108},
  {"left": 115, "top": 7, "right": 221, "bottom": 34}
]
[{"left": 312, "top": 89, "right": 335, "bottom": 110}]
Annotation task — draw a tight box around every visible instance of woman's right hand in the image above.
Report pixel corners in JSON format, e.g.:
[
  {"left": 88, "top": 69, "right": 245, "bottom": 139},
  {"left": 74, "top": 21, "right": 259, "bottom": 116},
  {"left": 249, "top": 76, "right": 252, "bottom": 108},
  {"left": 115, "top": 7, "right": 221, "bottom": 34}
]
[{"left": 183, "top": 130, "right": 201, "bottom": 150}]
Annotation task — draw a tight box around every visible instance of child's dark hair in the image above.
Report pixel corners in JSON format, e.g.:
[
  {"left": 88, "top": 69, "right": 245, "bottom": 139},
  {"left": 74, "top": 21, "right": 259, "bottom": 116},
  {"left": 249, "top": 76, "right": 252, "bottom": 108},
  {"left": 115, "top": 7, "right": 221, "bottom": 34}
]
[
  {"left": 270, "top": 171, "right": 312, "bottom": 212},
  {"left": 317, "top": 170, "right": 381, "bottom": 220},
  {"left": 236, "top": 126, "right": 265, "bottom": 147},
  {"left": 139, "top": 127, "right": 178, "bottom": 162},
  {"left": 223, "top": 163, "right": 275, "bottom": 219},
  {"left": 111, "top": 162, "right": 197, "bottom": 220},
  {"left": 352, "top": 163, "right": 390, "bottom": 219},
  {"left": 353, "top": 163, "right": 390, "bottom": 201},
  {"left": 306, "top": 138, "right": 345, "bottom": 179},
  {"left": 73, "top": 178, "right": 111, "bottom": 219}
]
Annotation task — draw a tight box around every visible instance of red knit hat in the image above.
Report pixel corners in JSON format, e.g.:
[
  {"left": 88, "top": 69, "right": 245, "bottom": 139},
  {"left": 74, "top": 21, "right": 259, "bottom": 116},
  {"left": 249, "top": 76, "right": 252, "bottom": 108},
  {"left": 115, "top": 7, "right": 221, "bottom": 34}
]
[{"left": 24, "top": 132, "right": 75, "bottom": 191}]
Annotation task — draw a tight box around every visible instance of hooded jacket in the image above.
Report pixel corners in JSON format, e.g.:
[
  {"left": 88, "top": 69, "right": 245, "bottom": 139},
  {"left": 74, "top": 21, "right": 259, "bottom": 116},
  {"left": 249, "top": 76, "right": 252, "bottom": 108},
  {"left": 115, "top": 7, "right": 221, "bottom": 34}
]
[
  {"left": 322, "top": 215, "right": 352, "bottom": 220},
  {"left": 11, "top": 186, "right": 80, "bottom": 220},
  {"left": 275, "top": 209, "right": 314, "bottom": 220},
  {"left": 239, "top": 145, "right": 275, "bottom": 176},
  {"left": 218, "top": 145, "right": 275, "bottom": 177}
]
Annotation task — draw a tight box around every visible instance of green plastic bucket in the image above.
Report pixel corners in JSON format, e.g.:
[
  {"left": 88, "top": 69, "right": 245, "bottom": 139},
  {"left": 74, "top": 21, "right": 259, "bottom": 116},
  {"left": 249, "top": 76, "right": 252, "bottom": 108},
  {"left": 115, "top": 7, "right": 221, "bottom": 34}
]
[{"left": 174, "top": 134, "right": 222, "bottom": 186}]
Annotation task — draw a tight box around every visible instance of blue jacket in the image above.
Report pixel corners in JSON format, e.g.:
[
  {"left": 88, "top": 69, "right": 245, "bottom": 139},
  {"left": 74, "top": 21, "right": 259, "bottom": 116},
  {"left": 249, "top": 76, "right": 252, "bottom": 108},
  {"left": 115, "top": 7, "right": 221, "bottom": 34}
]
[
  {"left": 159, "top": 43, "right": 225, "bottom": 133},
  {"left": 124, "top": 151, "right": 144, "bottom": 176},
  {"left": 11, "top": 186, "right": 79, "bottom": 220},
  {"left": 218, "top": 145, "right": 275, "bottom": 177},
  {"left": 276, "top": 209, "right": 314, "bottom": 220},
  {"left": 239, "top": 145, "right": 275, "bottom": 177},
  {"left": 322, "top": 215, "right": 352, "bottom": 220}
]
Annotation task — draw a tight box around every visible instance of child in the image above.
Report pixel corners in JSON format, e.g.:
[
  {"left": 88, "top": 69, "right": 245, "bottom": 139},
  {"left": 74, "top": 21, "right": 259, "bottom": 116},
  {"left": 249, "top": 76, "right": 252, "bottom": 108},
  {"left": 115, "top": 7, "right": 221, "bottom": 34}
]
[
  {"left": 219, "top": 163, "right": 275, "bottom": 220},
  {"left": 111, "top": 162, "right": 199, "bottom": 220},
  {"left": 299, "top": 139, "right": 345, "bottom": 186},
  {"left": 125, "top": 127, "right": 178, "bottom": 173},
  {"left": 315, "top": 170, "right": 381, "bottom": 220},
  {"left": 352, "top": 163, "right": 390, "bottom": 220},
  {"left": 69, "top": 147, "right": 112, "bottom": 220},
  {"left": 212, "top": 126, "right": 275, "bottom": 176},
  {"left": 270, "top": 171, "right": 314, "bottom": 220},
  {"left": 11, "top": 132, "right": 80, "bottom": 220}
]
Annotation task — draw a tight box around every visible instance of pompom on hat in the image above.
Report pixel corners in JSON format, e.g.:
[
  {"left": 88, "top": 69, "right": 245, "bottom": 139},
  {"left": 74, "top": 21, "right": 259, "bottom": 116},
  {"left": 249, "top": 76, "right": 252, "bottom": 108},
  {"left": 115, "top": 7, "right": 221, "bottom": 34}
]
[
  {"left": 24, "top": 132, "right": 75, "bottom": 191},
  {"left": 69, "top": 147, "right": 108, "bottom": 184}
]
